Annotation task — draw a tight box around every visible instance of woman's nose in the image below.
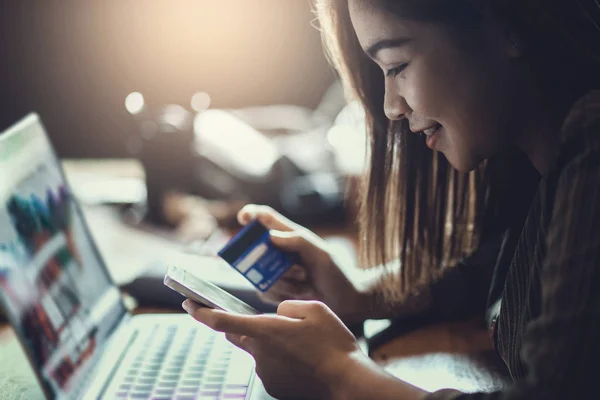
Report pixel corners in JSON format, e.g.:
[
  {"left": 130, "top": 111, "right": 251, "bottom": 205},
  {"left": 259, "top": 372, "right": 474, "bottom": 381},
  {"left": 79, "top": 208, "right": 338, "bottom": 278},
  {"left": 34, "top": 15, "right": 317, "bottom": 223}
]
[{"left": 384, "top": 87, "right": 410, "bottom": 121}]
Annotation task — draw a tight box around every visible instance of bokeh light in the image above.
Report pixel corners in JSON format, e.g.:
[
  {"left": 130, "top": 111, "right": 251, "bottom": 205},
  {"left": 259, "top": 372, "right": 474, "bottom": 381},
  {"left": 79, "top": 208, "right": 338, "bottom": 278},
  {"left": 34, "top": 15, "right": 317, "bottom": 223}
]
[
  {"left": 125, "top": 92, "right": 145, "bottom": 115},
  {"left": 191, "top": 92, "right": 211, "bottom": 113}
]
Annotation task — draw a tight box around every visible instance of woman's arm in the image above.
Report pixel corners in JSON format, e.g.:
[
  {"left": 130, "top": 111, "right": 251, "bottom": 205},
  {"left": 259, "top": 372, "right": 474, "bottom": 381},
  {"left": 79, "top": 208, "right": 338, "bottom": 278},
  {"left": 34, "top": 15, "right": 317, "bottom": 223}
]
[{"left": 331, "top": 351, "right": 429, "bottom": 400}]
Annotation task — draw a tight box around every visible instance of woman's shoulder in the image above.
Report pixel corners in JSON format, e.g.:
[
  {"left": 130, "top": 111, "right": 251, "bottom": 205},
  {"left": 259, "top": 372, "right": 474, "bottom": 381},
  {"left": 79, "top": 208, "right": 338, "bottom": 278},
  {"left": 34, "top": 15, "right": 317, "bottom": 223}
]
[
  {"left": 561, "top": 90, "right": 600, "bottom": 143},
  {"left": 553, "top": 90, "right": 600, "bottom": 169}
]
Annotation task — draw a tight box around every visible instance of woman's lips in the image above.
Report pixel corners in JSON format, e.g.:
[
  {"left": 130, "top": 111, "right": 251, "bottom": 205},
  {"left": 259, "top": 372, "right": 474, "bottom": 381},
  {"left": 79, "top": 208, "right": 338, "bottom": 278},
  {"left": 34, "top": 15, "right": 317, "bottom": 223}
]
[
  {"left": 423, "top": 124, "right": 440, "bottom": 136},
  {"left": 424, "top": 124, "right": 442, "bottom": 150}
]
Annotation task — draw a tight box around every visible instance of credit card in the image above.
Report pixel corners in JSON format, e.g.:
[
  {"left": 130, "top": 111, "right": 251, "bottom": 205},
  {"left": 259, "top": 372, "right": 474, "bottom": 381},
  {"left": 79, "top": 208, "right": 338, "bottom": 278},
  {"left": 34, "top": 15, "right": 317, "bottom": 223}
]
[{"left": 218, "top": 220, "right": 294, "bottom": 292}]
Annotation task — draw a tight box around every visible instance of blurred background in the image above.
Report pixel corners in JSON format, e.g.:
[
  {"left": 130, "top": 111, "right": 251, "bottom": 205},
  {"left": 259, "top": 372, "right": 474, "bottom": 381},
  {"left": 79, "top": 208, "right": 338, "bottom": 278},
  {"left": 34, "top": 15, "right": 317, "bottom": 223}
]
[
  {"left": 0, "top": 0, "right": 336, "bottom": 157},
  {"left": 0, "top": 5, "right": 372, "bottom": 395},
  {"left": 0, "top": 0, "right": 369, "bottom": 241}
]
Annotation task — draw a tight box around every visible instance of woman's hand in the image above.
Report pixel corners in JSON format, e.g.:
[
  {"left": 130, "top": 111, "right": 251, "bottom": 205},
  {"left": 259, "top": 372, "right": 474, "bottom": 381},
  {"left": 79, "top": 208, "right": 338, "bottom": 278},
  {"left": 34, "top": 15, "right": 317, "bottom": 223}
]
[
  {"left": 183, "top": 299, "right": 367, "bottom": 399},
  {"left": 237, "top": 204, "right": 373, "bottom": 323}
]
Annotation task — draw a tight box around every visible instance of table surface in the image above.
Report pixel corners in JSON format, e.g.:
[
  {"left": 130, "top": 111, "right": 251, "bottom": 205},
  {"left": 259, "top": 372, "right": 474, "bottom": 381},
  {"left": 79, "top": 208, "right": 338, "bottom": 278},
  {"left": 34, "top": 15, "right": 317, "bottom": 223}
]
[{"left": 0, "top": 160, "right": 511, "bottom": 398}]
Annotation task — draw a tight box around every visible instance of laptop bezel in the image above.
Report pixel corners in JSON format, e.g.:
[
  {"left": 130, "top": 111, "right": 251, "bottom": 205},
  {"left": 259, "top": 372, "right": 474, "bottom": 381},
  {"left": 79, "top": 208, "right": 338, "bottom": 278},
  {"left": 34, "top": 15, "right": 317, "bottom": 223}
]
[{"left": 0, "top": 113, "right": 130, "bottom": 399}]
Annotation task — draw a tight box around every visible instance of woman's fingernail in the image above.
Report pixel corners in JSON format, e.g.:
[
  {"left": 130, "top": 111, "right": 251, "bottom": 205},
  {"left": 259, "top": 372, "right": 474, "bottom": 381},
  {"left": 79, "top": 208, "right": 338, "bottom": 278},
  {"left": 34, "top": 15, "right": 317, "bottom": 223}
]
[
  {"left": 269, "top": 229, "right": 282, "bottom": 237},
  {"left": 182, "top": 300, "right": 190, "bottom": 312}
]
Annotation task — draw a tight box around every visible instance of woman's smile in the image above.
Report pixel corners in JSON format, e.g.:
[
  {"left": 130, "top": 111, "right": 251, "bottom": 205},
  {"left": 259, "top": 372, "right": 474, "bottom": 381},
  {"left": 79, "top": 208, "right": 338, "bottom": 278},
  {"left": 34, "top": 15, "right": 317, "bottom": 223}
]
[{"left": 424, "top": 124, "right": 443, "bottom": 150}]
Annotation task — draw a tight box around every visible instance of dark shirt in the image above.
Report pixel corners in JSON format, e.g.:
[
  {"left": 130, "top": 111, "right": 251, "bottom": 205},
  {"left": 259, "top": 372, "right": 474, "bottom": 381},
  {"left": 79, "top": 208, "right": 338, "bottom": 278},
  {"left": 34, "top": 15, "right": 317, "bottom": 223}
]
[{"left": 427, "top": 90, "right": 600, "bottom": 399}]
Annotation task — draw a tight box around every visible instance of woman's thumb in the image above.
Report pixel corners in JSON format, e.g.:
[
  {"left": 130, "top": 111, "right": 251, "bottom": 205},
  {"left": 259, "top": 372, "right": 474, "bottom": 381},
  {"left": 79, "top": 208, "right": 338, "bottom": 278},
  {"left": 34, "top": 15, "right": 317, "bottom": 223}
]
[{"left": 269, "top": 229, "right": 305, "bottom": 250}]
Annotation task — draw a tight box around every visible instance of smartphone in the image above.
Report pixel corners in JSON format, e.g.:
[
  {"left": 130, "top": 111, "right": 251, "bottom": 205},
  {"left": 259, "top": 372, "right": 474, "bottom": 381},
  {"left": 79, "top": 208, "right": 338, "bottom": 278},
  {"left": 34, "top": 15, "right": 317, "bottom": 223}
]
[{"left": 164, "top": 265, "right": 260, "bottom": 315}]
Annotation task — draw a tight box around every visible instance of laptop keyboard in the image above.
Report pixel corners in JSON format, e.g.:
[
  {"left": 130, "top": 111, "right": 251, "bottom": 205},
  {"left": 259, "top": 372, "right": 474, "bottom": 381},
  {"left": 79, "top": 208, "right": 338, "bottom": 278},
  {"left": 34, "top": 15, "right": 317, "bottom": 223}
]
[{"left": 103, "top": 323, "right": 254, "bottom": 399}]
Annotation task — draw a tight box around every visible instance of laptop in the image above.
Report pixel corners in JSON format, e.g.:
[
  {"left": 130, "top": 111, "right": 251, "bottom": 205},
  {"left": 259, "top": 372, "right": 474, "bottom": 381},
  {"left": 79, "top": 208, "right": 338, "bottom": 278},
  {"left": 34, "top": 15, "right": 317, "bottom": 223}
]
[{"left": 0, "top": 114, "right": 273, "bottom": 400}]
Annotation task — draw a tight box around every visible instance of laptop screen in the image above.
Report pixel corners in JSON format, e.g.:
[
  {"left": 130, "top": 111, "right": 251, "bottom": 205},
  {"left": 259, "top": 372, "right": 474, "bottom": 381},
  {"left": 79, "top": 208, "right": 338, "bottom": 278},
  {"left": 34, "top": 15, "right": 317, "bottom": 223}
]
[{"left": 0, "top": 114, "right": 127, "bottom": 398}]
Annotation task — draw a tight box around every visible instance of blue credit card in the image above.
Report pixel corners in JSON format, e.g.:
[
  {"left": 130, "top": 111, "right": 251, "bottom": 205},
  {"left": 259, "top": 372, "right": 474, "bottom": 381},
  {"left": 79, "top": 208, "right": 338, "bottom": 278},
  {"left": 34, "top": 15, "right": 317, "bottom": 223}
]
[{"left": 218, "top": 220, "right": 294, "bottom": 292}]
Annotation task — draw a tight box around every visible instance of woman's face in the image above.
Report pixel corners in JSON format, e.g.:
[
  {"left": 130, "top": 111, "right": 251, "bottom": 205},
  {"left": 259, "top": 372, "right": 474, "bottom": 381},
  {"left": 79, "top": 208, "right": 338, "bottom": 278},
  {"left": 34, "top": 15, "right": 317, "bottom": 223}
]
[{"left": 349, "top": 1, "right": 520, "bottom": 172}]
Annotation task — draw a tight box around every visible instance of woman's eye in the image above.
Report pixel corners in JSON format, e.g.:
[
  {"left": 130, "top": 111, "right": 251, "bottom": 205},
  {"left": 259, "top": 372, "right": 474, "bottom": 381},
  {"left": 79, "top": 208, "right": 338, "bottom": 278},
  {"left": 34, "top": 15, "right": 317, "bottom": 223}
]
[{"left": 386, "top": 63, "right": 407, "bottom": 78}]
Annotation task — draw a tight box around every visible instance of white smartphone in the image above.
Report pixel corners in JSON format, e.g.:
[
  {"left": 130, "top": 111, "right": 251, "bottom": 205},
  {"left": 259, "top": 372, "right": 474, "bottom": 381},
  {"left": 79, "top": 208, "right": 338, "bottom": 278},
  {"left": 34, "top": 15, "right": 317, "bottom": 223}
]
[{"left": 164, "top": 265, "right": 260, "bottom": 315}]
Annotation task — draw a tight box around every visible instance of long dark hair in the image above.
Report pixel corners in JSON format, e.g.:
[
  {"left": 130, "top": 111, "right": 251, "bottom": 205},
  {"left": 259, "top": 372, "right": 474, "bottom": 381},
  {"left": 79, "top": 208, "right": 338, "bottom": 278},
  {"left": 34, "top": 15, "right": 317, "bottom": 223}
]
[{"left": 315, "top": 0, "right": 600, "bottom": 298}]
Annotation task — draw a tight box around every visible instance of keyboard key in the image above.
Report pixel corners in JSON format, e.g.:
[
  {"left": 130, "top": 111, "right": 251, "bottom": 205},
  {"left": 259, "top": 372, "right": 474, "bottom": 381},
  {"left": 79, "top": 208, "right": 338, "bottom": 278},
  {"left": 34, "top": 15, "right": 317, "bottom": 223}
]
[
  {"left": 154, "top": 388, "right": 175, "bottom": 396},
  {"left": 209, "top": 369, "right": 227, "bottom": 376},
  {"left": 202, "top": 383, "right": 223, "bottom": 390},
  {"left": 134, "top": 385, "right": 154, "bottom": 392},
  {"left": 129, "top": 391, "right": 153, "bottom": 398},
  {"left": 177, "top": 386, "right": 198, "bottom": 393},
  {"left": 225, "top": 375, "right": 252, "bottom": 386},
  {"left": 199, "top": 391, "right": 221, "bottom": 397},
  {"left": 225, "top": 384, "right": 248, "bottom": 390},
  {"left": 223, "top": 385, "right": 248, "bottom": 396},
  {"left": 159, "top": 378, "right": 180, "bottom": 384},
  {"left": 174, "top": 349, "right": 188, "bottom": 354}
]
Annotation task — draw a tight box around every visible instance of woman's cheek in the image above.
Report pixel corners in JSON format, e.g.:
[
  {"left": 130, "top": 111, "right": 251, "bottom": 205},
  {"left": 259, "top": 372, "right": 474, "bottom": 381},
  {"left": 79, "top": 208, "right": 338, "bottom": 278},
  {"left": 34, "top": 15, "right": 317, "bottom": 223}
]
[
  {"left": 403, "top": 67, "right": 446, "bottom": 120},
  {"left": 401, "top": 77, "right": 428, "bottom": 116}
]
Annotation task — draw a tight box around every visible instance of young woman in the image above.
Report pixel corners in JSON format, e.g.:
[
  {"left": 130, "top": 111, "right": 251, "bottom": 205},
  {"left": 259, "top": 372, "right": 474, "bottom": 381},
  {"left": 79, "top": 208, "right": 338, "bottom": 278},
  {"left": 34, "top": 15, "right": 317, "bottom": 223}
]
[{"left": 183, "top": 0, "right": 600, "bottom": 398}]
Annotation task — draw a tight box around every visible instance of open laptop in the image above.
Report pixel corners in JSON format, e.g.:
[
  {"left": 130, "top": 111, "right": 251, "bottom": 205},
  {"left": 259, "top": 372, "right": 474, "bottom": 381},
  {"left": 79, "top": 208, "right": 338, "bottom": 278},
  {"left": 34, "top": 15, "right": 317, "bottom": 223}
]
[{"left": 0, "top": 114, "right": 273, "bottom": 400}]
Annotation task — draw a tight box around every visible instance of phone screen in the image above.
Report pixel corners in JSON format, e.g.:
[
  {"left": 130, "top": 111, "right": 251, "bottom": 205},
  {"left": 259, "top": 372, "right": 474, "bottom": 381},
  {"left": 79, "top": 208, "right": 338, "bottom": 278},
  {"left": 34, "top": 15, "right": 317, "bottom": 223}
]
[{"left": 164, "top": 265, "right": 260, "bottom": 315}]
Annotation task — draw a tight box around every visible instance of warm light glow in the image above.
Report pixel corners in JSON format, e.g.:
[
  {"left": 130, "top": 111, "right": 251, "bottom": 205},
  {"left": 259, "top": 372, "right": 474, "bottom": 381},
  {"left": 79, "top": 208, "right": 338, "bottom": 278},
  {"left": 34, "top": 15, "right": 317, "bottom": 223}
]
[
  {"left": 191, "top": 92, "right": 211, "bottom": 112},
  {"left": 162, "top": 104, "right": 189, "bottom": 129},
  {"left": 326, "top": 102, "right": 369, "bottom": 175},
  {"left": 82, "top": 2, "right": 332, "bottom": 112},
  {"left": 193, "top": 110, "right": 278, "bottom": 178},
  {"left": 125, "top": 92, "right": 145, "bottom": 115},
  {"left": 326, "top": 125, "right": 350, "bottom": 149}
]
